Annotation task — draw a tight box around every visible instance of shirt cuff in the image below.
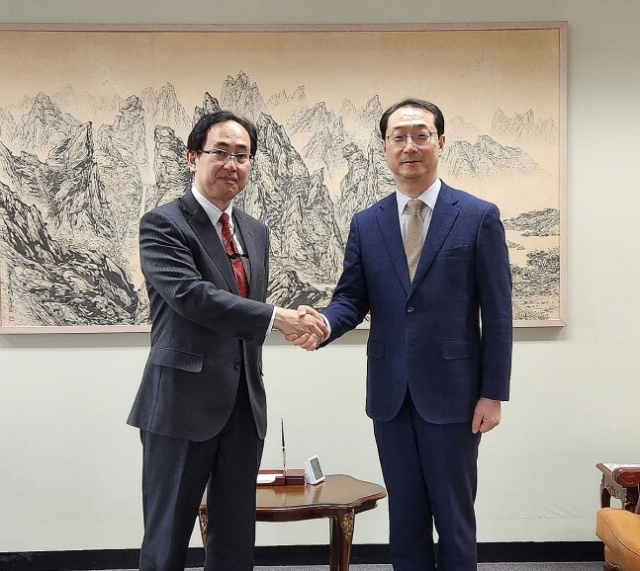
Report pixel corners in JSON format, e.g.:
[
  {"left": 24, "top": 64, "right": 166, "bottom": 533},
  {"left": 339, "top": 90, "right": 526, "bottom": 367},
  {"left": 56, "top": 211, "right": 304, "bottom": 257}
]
[
  {"left": 266, "top": 306, "right": 277, "bottom": 336},
  {"left": 320, "top": 314, "right": 331, "bottom": 342}
]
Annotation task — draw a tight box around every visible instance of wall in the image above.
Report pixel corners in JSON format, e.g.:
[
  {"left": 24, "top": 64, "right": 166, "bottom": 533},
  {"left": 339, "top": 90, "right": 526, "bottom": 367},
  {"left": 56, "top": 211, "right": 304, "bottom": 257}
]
[{"left": 1, "top": 0, "right": 639, "bottom": 553}]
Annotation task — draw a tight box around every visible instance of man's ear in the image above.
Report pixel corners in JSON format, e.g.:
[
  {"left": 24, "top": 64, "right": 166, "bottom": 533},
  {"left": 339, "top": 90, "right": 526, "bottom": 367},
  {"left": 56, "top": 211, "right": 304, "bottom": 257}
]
[
  {"left": 187, "top": 150, "right": 197, "bottom": 172},
  {"left": 438, "top": 134, "right": 446, "bottom": 156}
]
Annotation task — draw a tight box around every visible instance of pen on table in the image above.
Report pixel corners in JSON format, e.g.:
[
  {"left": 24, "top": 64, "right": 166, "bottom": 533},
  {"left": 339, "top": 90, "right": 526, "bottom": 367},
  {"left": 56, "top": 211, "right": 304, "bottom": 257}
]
[{"left": 281, "top": 417, "right": 286, "bottom": 475}]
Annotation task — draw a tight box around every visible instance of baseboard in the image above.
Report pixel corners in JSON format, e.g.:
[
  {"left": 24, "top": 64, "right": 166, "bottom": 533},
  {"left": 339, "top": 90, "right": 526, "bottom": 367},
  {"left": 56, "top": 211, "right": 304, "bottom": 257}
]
[
  {"left": 0, "top": 542, "right": 604, "bottom": 570},
  {"left": 477, "top": 542, "right": 603, "bottom": 563}
]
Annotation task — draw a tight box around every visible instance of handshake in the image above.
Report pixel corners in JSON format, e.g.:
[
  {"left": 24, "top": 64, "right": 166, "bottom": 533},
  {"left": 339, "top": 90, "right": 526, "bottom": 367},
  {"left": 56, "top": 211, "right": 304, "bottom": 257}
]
[{"left": 274, "top": 305, "right": 328, "bottom": 351}]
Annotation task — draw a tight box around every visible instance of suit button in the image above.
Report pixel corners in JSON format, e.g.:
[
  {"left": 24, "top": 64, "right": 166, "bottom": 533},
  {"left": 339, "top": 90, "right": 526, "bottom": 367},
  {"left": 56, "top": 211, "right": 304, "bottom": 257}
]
[
  {"left": 407, "top": 306, "right": 415, "bottom": 313},
  {"left": 234, "top": 361, "right": 241, "bottom": 370}
]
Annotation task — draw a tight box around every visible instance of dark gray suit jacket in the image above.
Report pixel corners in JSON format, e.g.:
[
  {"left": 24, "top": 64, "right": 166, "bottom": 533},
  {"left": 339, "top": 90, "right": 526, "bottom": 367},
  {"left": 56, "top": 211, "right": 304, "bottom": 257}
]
[{"left": 127, "top": 190, "right": 274, "bottom": 442}]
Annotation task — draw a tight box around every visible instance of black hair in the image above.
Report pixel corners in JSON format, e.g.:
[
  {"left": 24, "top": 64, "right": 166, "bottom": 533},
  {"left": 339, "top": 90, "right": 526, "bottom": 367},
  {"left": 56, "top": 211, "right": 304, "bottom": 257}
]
[
  {"left": 187, "top": 111, "right": 258, "bottom": 156},
  {"left": 379, "top": 98, "right": 445, "bottom": 139}
]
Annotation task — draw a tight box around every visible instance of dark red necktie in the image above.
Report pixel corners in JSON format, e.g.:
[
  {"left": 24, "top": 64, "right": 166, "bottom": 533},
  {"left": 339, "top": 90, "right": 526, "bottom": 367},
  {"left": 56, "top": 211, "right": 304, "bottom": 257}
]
[{"left": 219, "top": 213, "right": 249, "bottom": 298}]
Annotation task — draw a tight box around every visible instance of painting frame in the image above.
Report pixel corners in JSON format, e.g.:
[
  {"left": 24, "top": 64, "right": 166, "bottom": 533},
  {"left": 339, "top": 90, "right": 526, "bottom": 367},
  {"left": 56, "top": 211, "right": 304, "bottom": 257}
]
[{"left": 0, "top": 22, "right": 567, "bottom": 333}]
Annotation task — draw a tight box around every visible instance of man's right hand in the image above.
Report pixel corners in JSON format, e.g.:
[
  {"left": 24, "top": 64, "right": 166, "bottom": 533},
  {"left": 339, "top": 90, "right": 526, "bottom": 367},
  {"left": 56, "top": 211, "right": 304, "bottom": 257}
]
[
  {"left": 273, "top": 307, "right": 327, "bottom": 340},
  {"left": 283, "top": 305, "right": 329, "bottom": 351}
]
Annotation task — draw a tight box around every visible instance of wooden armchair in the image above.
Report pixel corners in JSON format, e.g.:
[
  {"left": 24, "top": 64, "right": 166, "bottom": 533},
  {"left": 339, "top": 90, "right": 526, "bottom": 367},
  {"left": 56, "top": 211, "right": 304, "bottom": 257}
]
[{"left": 596, "top": 463, "right": 640, "bottom": 571}]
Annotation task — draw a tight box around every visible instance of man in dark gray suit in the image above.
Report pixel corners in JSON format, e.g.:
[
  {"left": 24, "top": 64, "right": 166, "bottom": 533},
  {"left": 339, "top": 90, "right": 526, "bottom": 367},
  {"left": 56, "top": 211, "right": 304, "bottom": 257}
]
[{"left": 128, "top": 111, "right": 325, "bottom": 571}]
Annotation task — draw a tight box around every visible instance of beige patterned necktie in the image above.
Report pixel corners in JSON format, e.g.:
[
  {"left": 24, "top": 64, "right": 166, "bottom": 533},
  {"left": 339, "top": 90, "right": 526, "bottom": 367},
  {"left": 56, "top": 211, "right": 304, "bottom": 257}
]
[{"left": 404, "top": 199, "right": 425, "bottom": 281}]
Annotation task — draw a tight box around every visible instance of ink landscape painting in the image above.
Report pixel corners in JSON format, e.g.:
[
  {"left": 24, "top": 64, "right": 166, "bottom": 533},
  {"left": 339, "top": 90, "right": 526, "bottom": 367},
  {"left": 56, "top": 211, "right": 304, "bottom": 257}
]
[{"left": 0, "top": 25, "right": 566, "bottom": 331}]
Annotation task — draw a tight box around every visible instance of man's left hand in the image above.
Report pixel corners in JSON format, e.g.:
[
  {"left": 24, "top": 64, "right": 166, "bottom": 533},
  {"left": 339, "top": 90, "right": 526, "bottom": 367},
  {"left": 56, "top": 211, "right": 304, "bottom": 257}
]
[{"left": 471, "top": 398, "right": 502, "bottom": 434}]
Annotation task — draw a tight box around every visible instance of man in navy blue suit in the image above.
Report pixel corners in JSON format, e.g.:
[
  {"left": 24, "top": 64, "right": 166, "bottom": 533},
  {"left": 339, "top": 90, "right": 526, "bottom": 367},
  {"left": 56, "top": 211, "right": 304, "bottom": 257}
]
[{"left": 292, "top": 98, "right": 512, "bottom": 570}]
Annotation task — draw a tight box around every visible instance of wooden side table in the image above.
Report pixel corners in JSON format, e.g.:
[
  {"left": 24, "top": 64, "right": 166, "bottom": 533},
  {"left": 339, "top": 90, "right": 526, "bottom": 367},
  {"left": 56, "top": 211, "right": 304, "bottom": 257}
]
[
  {"left": 597, "top": 462, "right": 640, "bottom": 512},
  {"left": 199, "top": 474, "right": 386, "bottom": 571}
]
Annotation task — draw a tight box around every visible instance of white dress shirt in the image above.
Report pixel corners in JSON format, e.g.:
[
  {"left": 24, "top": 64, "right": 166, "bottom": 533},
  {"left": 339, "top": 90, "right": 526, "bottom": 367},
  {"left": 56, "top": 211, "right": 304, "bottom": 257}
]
[{"left": 191, "top": 185, "right": 245, "bottom": 255}]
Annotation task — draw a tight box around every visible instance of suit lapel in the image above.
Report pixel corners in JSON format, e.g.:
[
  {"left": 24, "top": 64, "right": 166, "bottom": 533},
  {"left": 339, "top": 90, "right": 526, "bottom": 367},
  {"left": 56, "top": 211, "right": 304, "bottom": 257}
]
[
  {"left": 232, "top": 210, "right": 263, "bottom": 301},
  {"left": 410, "top": 183, "right": 459, "bottom": 291},
  {"left": 179, "top": 192, "right": 238, "bottom": 294},
  {"left": 376, "top": 194, "right": 412, "bottom": 296}
]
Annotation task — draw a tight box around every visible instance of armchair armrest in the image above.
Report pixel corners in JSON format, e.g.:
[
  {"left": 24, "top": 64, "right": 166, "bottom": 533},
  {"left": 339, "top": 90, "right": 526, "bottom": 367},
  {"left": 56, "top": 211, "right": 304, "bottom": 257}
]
[
  {"left": 610, "top": 465, "right": 640, "bottom": 488},
  {"left": 597, "top": 463, "right": 640, "bottom": 513}
]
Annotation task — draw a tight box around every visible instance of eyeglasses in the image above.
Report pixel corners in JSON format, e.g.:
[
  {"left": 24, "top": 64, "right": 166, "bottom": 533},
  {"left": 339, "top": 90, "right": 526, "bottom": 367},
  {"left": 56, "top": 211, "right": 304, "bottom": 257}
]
[
  {"left": 386, "top": 131, "right": 437, "bottom": 149},
  {"left": 198, "top": 148, "right": 254, "bottom": 165}
]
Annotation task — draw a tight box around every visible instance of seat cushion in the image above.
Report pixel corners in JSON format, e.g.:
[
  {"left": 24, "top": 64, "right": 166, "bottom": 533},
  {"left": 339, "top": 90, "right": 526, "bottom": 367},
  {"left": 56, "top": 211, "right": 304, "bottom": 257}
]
[{"left": 596, "top": 508, "right": 640, "bottom": 571}]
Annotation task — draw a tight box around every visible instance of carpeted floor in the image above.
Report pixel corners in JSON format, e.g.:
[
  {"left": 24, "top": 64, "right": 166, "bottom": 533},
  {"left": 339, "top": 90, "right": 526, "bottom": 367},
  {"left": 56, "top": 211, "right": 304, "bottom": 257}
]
[
  {"left": 218, "top": 565, "right": 602, "bottom": 571},
  {"left": 99, "top": 563, "right": 603, "bottom": 571},
  {"left": 251, "top": 565, "right": 602, "bottom": 571},
  {"left": 94, "top": 561, "right": 602, "bottom": 571}
]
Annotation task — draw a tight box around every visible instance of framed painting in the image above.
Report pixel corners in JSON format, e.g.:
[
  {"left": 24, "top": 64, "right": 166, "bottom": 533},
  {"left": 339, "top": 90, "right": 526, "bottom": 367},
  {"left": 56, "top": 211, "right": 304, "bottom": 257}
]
[{"left": 0, "top": 23, "right": 567, "bottom": 333}]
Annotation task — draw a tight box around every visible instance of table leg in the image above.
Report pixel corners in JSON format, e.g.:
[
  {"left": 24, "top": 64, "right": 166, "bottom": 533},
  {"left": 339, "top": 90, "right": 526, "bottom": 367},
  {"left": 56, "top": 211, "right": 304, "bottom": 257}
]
[
  {"left": 600, "top": 475, "right": 612, "bottom": 508},
  {"left": 329, "top": 509, "right": 355, "bottom": 571},
  {"left": 600, "top": 473, "right": 640, "bottom": 512},
  {"left": 198, "top": 506, "right": 208, "bottom": 550}
]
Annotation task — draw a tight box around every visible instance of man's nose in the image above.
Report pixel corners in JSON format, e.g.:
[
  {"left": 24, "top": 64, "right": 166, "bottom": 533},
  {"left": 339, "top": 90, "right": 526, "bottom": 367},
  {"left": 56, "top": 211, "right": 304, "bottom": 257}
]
[
  {"left": 403, "top": 137, "right": 419, "bottom": 151},
  {"left": 223, "top": 158, "right": 238, "bottom": 170}
]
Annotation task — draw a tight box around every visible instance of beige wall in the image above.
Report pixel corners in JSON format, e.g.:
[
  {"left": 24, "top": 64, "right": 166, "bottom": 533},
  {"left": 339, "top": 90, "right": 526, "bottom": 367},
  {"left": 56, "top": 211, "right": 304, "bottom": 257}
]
[{"left": 1, "top": 0, "right": 639, "bottom": 552}]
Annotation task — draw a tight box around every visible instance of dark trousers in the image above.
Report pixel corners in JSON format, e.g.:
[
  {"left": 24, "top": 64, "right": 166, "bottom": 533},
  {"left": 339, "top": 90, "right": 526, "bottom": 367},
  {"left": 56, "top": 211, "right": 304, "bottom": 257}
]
[
  {"left": 374, "top": 392, "right": 481, "bottom": 571},
  {"left": 139, "top": 378, "right": 263, "bottom": 571}
]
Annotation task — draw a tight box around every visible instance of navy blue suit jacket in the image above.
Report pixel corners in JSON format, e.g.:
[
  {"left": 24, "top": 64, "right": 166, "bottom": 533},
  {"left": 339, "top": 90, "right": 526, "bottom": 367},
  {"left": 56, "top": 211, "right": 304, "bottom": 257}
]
[{"left": 322, "top": 182, "right": 512, "bottom": 424}]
